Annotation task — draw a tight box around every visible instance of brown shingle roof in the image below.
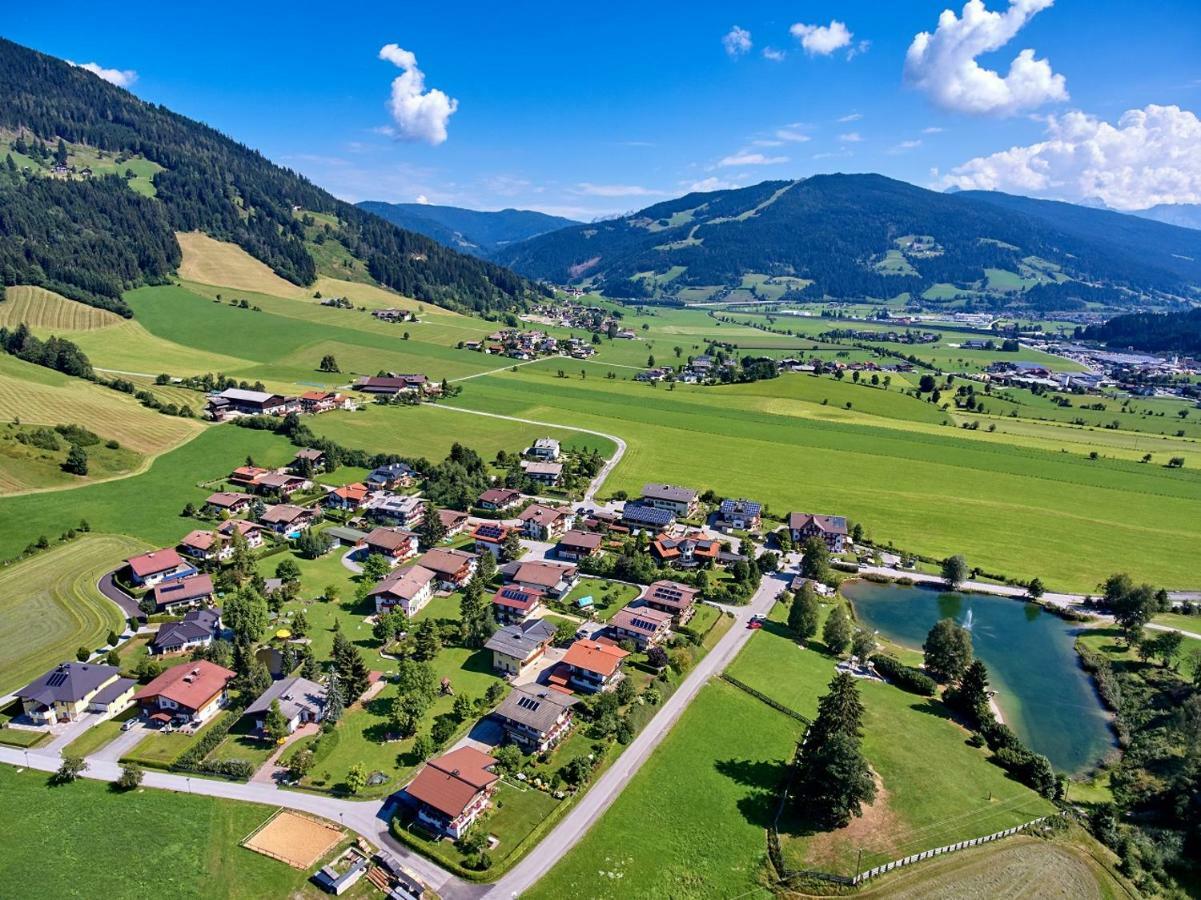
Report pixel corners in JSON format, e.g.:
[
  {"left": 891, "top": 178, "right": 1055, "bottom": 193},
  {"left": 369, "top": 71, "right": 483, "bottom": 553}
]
[
  {"left": 404, "top": 747, "right": 498, "bottom": 819},
  {"left": 127, "top": 548, "right": 185, "bottom": 578},
  {"left": 134, "top": 660, "right": 234, "bottom": 712}
]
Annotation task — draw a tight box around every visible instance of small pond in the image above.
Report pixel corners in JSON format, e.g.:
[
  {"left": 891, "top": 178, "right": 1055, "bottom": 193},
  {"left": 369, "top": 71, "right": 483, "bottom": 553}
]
[{"left": 844, "top": 579, "right": 1116, "bottom": 773}]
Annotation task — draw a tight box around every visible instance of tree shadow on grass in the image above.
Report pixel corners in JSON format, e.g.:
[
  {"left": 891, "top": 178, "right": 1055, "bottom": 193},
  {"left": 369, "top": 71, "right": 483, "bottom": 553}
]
[
  {"left": 907, "top": 698, "right": 956, "bottom": 722},
  {"left": 714, "top": 757, "right": 790, "bottom": 829}
]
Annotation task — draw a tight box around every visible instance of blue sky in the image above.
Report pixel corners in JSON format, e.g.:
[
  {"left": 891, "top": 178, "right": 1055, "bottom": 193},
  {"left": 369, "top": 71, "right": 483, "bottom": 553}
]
[{"left": 6, "top": 1, "right": 1200, "bottom": 219}]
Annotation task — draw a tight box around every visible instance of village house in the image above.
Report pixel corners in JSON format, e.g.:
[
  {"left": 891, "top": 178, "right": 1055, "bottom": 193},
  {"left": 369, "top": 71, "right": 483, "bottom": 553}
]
[
  {"left": 323, "top": 482, "right": 371, "bottom": 512},
  {"left": 608, "top": 604, "right": 673, "bottom": 649},
  {"left": 150, "top": 608, "right": 223, "bottom": 655},
  {"left": 254, "top": 471, "right": 312, "bottom": 500},
  {"left": 492, "top": 684, "right": 576, "bottom": 753},
  {"left": 639, "top": 483, "right": 701, "bottom": 517},
  {"left": 365, "top": 493, "right": 425, "bottom": 529},
  {"left": 519, "top": 503, "right": 574, "bottom": 540},
  {"left": 555, "top": 529, "right": 603, "bottom": 562},
  {"left": 362, "top": 527, "right": 419, "bottom": 565},
  {"left": 490, "top": 585, "right": 545, "bottom": 625},
  {"left": 641, "top": 580, "right": 700, "bottom": 624},
  {"left": 206, "top": 388, "right": 293, "bottom": 421},
  {"left": 289, "top": 448, "right": 327, "bottom": 474},
  {"left": 417, "top": 548, "right": 477, "bottom": 590},
  {"left": 134, "top": 660, "right": 236, "bottom": 727},
  {"left": 528, "top": 437, "right": 561, "bottom": 460},
  {"left": 370, "top": 565, "right": 437, "bottom": 616},
  {"left": 152, "top": 573, "right": 215, "bottom": 614},
  {"left": 259, "top": 504, "right": 318, "bottom": 536},
  {"left": 716, "top": 498, "right": 763, "bottom": 531},
  {"left": 620, "top": 503, "right": 676, "bottom": 531},
  {"left": 372, "top": 307, "right": 416, "bottom": 323},
  {"left": 178, "top": 529, "right": 231, "bottom": 563},
  {"left": 126, "top": 547, "right": 195, "bottom": 588},
  {"left": 509, "top": 560, "right": 577, "bottom": 598},
  {"left": 476, "top": 487, "right": 523, "bottom": 512},
  {"left": 354, "top": 374, "right": 432, "bottom": 396},
  {"left": 16, "top": 663, "right": 135, "bottom": 725},
  {"left": 229, "top": 465, "right": 270, "bottom": 490},
  {"left": 298, "top": 391, "right": 356, "bottom": 414},
  {"left": 521, "top": 460, "right": 564, "bottom": 486},
  {"left": 435, "top": 508, "right": 469, "bottom": 537},
  {"left": 557, "top": 639, "right": 629, "bottom": 693},
  {"left": 402, "top": 747, "right": 499, "bottom": 839},
  {"left": 243, "top": 675, "right": 327, "bottom": 735},
  {"left": 484, "top": 618, "right": 557, "bottom": 676},
  {"left": 650, "top": 529, "right": 721, "bottom": 567},
  {"left": 365, "top": 462, "right": 418, "bottom": 491},
  {"left": 471, "top": 522, "right": 511, "bottom": 558},
  {"left": 217, "top": 518, "right": 265, "bottom": 548},
  {"left": 787, "top": 512, "right": 849, "bottom": 552},
  {"left": 203, "top": 491, "right": 255, "bottom": 515}
]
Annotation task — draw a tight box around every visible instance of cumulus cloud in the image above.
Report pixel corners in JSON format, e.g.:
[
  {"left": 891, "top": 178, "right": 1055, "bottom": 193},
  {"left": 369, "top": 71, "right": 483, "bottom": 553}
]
[
  {"left": 574, "top": 183, "right": 666, "bottom": 197},
  {"left": 68, "top": 60, "right": 137, "bottom": 88},
  {"left": 904, "top": 0, "right": 1067, "bottom": 116},
  {"left": 688, "top": 177, "right": 742, "bottom": 193},
  {"left": 378, "top": 43, "right": 458, "bottom": 145},
  {"left": 762, "top": 47, "right": 786, "bottom": 62},
  {"left": 415, "top": 194, "right": 430, "bottom": 204},
  {"left": 790, "top": 20, "right": 853, "bottom": 56},
  {"left": 939, "top": 104, "right": 1201, "bottom": 210},
  {"left": 718, "top": 152, "right": 789, "bottom": 166},
  {"left": 846, "top": 40, "right": 872, "bottom": 60},
  {"left": 723, "top": 26, "right": 753, "bottom": 57}
]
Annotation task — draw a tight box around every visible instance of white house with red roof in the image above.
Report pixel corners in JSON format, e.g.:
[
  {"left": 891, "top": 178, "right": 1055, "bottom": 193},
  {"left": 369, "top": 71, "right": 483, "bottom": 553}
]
[{"left": 125, "top": 548, "right": 195, "bottom": 587}]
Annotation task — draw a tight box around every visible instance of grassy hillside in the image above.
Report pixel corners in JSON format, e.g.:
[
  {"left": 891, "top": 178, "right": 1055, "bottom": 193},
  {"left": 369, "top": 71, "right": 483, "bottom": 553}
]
[{"left": 0, "top": 285, "right": 123, "bottom": 331}]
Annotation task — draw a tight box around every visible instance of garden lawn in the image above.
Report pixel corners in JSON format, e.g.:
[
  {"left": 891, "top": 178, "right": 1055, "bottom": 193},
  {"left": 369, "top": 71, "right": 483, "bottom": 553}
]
[
  {"left": 0, "top": 533, "right": 140, "bottom": 695},
  {"left": 560, "top": 577, "right": 641, "bottom": 621},
  {"left": 123, "top": 710, "right": 233, "bottom": 769},
  {"left": 62, "top": 708, "right": 138, "bottom": 758},
  {"left": 526, "top": 679, "right": 802, "bottom": 900},
  {"left": 0, "top": 727, "right": 49, "bottom": 747},
  {"left": 0, "top": 766, "right": 352, "bottom": 899}
]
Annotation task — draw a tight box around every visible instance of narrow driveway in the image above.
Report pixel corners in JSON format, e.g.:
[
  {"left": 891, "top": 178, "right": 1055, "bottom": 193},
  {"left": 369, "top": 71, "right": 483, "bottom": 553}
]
[{"left": 97, "top": 570, "right": 142, "bottom": 620}]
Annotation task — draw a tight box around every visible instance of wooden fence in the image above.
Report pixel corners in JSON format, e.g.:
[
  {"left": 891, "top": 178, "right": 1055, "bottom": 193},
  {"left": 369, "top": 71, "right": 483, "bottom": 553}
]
[{"left": 719, "top": 674, "right": 811, "bottom": 724}]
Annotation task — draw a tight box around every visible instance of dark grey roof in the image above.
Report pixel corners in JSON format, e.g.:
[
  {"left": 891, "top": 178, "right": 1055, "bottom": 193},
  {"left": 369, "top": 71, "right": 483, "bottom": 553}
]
[
  {"left": 621, "top": 504, "right": 675, "bottom": 527},
  {"left": 243, "top": 675, "right": 327, "bottom": 720},
  {"left": 484, "top": 619, "right": 557, "bottom": 658},
  {"left": 16, "top": 663, "right": 121, "bottom": 707},
  {"left": 90, "top": 676, "right": 136, "bottom": 706},
  {"left": 367, "top": 462, "right": 416, "bottom": 483},
  {"left": 494, "top": 684, "right": 576, "bottom": 734},
  {"left": 641, "top": 483, "right": 699, "bottom": 504},
  {"left": 152, "top": 608, "right": 221, "bottom": 650},
  {"left": 719, "top": 498, "right": 762, "bottom": 519}
]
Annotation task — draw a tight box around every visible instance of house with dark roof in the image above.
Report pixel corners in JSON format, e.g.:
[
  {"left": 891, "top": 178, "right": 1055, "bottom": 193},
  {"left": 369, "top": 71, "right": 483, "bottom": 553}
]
[
  {"left": 366, "top": 494, "right": 425, "bottom": 529},
  {"left": 354, "top": 374, "right": 430, "bottom": 396},
  {"left": 290, "top": 448, "right": 327, "bottom": 473},
  {"left": 217, "top": 518, "right": 265, "bottom": 548},
  {"left": 243, "top": 675, "right": 327, "bottom": 735},
  {"left": 509, "top": 561, "right": 577, "bottom": 598},
  {"left": 435, "top": 508, "right": 469, "bottom": 537},
  {"left": 559, "top": 639, "right": 629, "bottom": 693},
  {"left": 650, "top": 530, "right": 721, "bottom": 568},
  {"left": 254, "top": 471, "right": 312, "bottom": 499},
  {"left": 259, "top": 504, "right": 318, "bottom": 536},
  {"left": 362, "top": 527, "right": 419, "bottom": 564},
  {"left": 490, "top": 585, "right": 544, "bottom": 625},
  {"left": 471, "top": 522, "right": 511, "bottom": 558},
  {"left": 484, "top": 618, "right": 557, "bottom": 676},
  {"left": 203, "top": 491, "right": 254, "bottom": 515},
  {"left": 151, "top": 608, "right": 222, "bottom": 655},
  {"left": 787, "top": 512, "right": 849, "bottom": 552},
  {"left": 519, "top": 503, "right": 573, "bottom": 540},
  {"left": 134, "top": 660, "right": 235, "bottom": 726},
  {"left": 477, "top": 487, "right": 522, "bottom": 512},
  {"left": 641, "top": 580, "right": 700, "bottom": 624},
  {"left": 493, "top": 684, "right": 577, "bottom": 752},
  {"left": 555, "top": 529, "right": 603, "bottom": 561},
  {"left": 15, "top": 663, "right": 134, "bottom": 724},
  {"left": 608, "top": 604, "right": 673, "bottom": 649},
  {"left": 370, "top": 565, "right": 436, "bottom": 616},
  {"left": 365, "top": 462, "right": 418, "bottom": 490},
  {"left": 639, "top": 483, "right": 700, "bottom": 517},
  {"left": 520, "top": 460, "right": 564, "bottom": 486},
  {"left": 125, "top": 547, "right": 195, "bottom": 587},
  {"left": 401, "top": 747, "right": 499, "bottom": 839},
  {"left": 152, "top": 574, "right": 215, "bottom": 613},
  {"left": 417, "top": 548, "right": 477, "bottom": 589},
  {"left": 620, "top": 503, "right": 676, "bottom": 531},
  {"left": 716, "top": 498, "right": 762, "bottom": 531}
]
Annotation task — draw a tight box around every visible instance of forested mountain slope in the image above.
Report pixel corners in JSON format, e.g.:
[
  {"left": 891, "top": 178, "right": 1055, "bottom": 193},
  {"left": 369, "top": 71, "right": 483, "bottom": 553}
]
[
  {"left": 0, "top": 38, "right": 542, "bottom": 316},
  {"left": 495, "top": 174, "right": 1201, "bottom": 311},
  {"left": 1083, "top": 308, "right": 1201, "bottom": 354},
  {"left": 356, "top": 201, "right": 578, "bottom": 257}
]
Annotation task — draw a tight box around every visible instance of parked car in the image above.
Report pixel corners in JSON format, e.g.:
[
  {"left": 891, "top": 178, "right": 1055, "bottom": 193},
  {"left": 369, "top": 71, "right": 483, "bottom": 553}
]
[{"left": 121, "top": 718, "right": 138, "bottom": 731}]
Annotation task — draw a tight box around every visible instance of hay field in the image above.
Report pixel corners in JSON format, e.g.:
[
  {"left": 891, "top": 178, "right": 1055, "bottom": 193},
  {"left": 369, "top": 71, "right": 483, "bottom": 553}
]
[
  {"left": 176, "top": 231, "right": 310, "bottom": 299},
  {"left": 0, "top": 286, "right": 123, "bottom": 331}
]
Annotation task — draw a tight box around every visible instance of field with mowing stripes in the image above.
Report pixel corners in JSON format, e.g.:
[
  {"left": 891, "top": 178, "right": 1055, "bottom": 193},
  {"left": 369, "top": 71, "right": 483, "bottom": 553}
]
[
  {"left": 0, "top": 285, "right": 123, "bottom": 331},
  {"left": 0, "top": 534, "right": 142, "bottom": 695}
]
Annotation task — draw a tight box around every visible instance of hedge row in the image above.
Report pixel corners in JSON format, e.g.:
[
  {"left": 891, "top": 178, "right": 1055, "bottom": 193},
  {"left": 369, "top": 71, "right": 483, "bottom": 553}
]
[{"left": 870, "top": 654, "right": 936, "bottom": 696}]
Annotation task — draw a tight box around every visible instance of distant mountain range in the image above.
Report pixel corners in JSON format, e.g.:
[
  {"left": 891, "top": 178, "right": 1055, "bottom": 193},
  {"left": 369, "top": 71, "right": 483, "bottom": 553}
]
[
  {"left": 493, "top": 174, "right": 1201, "bottom": 312},
  {"left": 1128, "top": 203, "right": 1201, "bottom": 232},
  {"left": 356, "top": 201, "right": 579, "bottom": 257},
  {"left": 0, "top": 38, "right": 542, "bottom": 316}
]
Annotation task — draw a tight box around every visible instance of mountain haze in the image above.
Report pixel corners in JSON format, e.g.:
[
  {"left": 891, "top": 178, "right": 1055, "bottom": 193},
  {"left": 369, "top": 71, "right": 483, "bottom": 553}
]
[
  {"left": 0, "top": 38, "right": 542, "bottom": 316},
  {"left": 356, "top": 201, "right": 578, "bottom": 257},
  {"left": 495, "top": 174, "right": 1201, "bottom": 311}
]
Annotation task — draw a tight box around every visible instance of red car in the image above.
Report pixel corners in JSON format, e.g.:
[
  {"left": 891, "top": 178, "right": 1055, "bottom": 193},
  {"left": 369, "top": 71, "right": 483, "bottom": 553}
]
[{"left": 747, "top": 616, "right": 764, "bottom": 630}]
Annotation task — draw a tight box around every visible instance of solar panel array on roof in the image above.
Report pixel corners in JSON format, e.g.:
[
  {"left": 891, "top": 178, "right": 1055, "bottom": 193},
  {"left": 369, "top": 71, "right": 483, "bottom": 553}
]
[
  {"left": 516, "top": 695, "right": 541, "bottom": 712},
  {"left": 46, "top": 671, "right": 68, "bottom": 687},
  {"left": 631, "top": 616, "right": 660, "bottom": 631}
]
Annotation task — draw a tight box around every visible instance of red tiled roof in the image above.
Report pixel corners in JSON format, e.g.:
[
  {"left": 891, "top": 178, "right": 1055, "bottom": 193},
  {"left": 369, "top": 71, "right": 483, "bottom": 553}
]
[
  {"left": 562, "top": 639, "right": 629, "bottom": 677},
  {"left": 478, "top": 488, "right": 520, "bottom": 506},
  {"left": 419, "top": 548, "right": 476, "bottom": 578},
  {"left": 513, "top": 561, "right": 576, "bottom": 588},
  {"left": 180, "top": 530, "right": 221, "bottom": 552},
  {"left": 491, "top": 585, "right": 543, "bottom": 612},
  {"left": 152, "top": 574, "right": 214, "bottom": 609},
  {"left": 404, "top": 747, "right": 498, "bottom": 819},
  {"left": 472, "top": 522, "right": 510, "bottom": 543},
  {"left": 127, "top": 548, "right": 185, "bottom": 578},
  {"left": 558, "top": 530, "right": 602, "bottom": 550},
  {"left": 134, "top": 660, "right": 234, "bottom": 712}
]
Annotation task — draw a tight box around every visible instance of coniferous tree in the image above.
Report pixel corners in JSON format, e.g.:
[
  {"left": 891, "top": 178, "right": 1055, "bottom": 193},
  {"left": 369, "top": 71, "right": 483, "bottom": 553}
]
[
  {"left": 788, "top": 583, "right": 821, "bottom": 642},
  {"left": 793, "top": 672, "right": 876, "bottom": 829}
]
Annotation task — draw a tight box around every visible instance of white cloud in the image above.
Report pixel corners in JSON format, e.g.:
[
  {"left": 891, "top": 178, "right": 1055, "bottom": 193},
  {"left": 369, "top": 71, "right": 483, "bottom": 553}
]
[
  {"left": 68, "top": 60, "right": 137, "bottom": 88},
  {"left": 904, "top": 0, "right": 1067, "bottom": 116},
  {"left": 574, "top": 183, "right": 667, "bottom": 197},
  {"left": 846, "top": 40, "right": 871, "bottom": 60},
  {"left": 888, "top": 139, "right": 924, "bottom": 154},
  {"left": 775, "top": 129, "right": 811, "bottom": 143},
  {"left": 838, "top": 132, "right": 863, "bottom": 143},
  {"left": 940, "top": 104, "right": 1201, "bottom": 210},
  {"left": 723, "top": 26, "right": 753, "bottom": 58},
  {"left": 923, "top": 126, "right": 946, "bottom": 134},
  {"left": 378, "top": 43, "right": 458, "bottom": 145},
  {"left": 762, "top": 47, "right": 786, "bottom": 62},
  {"left": 837, "top": 113, "right": 863, "bottom": 123},
  {"left": 688, "top": 177, "right": 741, "bottom": 193},
  {"left": 790, "top": 20, "right": 853, "bottom": 56},
  {"left": 753, "top": 139, "right": 785, "bottom": 147},
  {"left": 415, "top": 194, "right": 431, "bottom": 204},
  {"left": 718, "top": 152, "right": 789, "bottom": 166}
]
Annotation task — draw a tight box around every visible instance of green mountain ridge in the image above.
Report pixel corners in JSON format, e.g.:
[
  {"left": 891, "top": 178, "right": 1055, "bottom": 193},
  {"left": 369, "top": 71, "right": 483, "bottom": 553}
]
[
  {"left": 0, "top": 37, "right": 543, "bottom": 316},
  {"left": 356, "top": 201, "right": 579, "bottom": 257},
  {"left": 494, "top": 174, "right": 1201, "bottom": 312}
]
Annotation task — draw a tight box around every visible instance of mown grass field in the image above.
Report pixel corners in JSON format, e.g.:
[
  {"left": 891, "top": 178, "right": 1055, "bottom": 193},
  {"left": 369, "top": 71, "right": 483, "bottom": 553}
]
[
  {"left": 0, "top": 285, "right": 123, "bottom": 331},
  {"left": 526, "top": 678, "right": 802, "bottom": 900},
  {"left": 0, "top": 533, "right": 142, "bottom": 695},
  {"left": 0, "top": 767, "right": 356, "bottom": 900}
]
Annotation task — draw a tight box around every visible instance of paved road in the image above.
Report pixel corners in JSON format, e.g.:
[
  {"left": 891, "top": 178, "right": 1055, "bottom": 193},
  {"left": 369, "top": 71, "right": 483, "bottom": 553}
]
[
  {"left": 483, "top": 566, "right": 792, "bottom": 899},
  {"left": 97, "top": 570, "right": 143, "bottom": 621}
]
